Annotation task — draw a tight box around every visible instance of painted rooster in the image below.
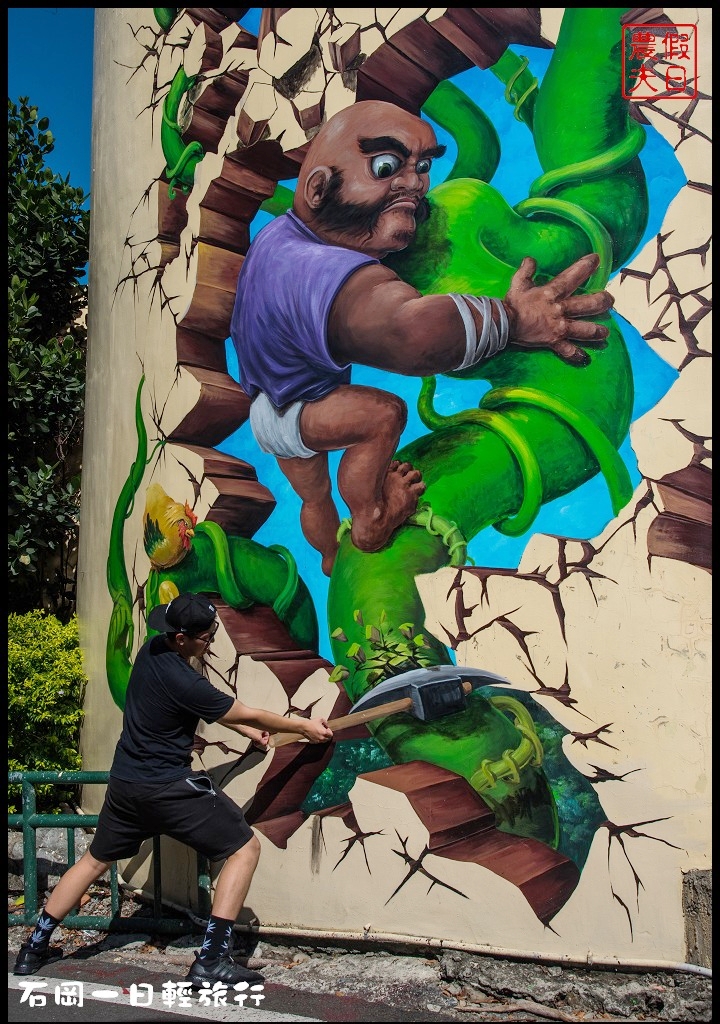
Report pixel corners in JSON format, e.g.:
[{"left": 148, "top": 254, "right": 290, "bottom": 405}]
[{"left": 143, "top": 482, "right": 197, "bottom": 569}]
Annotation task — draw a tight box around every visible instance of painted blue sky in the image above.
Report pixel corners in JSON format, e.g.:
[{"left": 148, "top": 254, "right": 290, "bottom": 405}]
[{"left": 8, "top": 9, "right": 684, "bottom": 660}]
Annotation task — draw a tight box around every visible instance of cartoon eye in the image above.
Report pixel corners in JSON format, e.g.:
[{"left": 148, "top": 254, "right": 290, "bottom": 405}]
[
  {"left": 370, "top": 153, "right": 402, "bottom": 179},
  {"left": 416, "top": 158, "right": 432, "bottom": 174}
]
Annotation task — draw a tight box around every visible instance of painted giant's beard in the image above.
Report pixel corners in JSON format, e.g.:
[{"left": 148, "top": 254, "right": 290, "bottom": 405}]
[{"left": 313, "top": 168, "right": 431, "bottom": 250}]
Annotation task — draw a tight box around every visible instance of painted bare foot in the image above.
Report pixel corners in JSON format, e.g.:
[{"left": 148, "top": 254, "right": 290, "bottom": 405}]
[
  {"left": 321, "top": 547, "right": 337, "bottom": 577},
  {"left": 351, "top": 461, "right": 425, "bottom": 553}
]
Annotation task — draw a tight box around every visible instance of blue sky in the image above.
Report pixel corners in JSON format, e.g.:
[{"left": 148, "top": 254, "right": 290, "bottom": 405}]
[{"left": 8, "top": 9, "right": 95, "bottom": 195}]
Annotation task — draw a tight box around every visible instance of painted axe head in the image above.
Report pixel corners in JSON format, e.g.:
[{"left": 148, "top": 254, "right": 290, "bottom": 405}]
[{"left": 348, "top": 665, "right": 510, "bottom": 722}]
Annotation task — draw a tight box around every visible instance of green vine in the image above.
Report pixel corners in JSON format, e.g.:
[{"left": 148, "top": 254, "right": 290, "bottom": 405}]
[
  {"left": 153, "top": 8, "right": 178, "bottom": 32},
  {"left": 105, "top": 377, "right": 164, "bottom": 709},
  {"left": 529, "top": 121, "right": 646, "bottom": 200},
  {"left": 160, "top": 68, "right": 204, "bottom": 199},
  {"left": 482, "top": 386, "right": 634, "bottom": 518},
  {"left": 471, "top": 694, "right": 545, "bottom": 792}
]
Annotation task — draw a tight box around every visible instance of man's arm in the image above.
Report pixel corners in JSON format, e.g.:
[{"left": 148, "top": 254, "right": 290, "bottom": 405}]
[
  {"left": 225, "top": 723, "right": 271, "bottom": 751},
  {"left": 328, "top": 252, "right": 612, "bottom": 374},
  {"left": 217, "top": 700, "right": 333, "bottom": 744}
]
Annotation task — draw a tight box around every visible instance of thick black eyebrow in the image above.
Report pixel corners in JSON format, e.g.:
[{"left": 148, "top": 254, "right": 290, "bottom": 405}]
[
  {"left": 422, "top": 143, "right": 447, "bottom": 160},
  {"left": 359, "top": 136, "right": 412, "bottom": 159},
  {"left": 358, "top": 136, "right": 447, "bottom": 161}
]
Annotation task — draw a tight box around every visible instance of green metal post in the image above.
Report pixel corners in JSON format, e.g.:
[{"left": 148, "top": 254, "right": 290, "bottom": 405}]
[
  {"left": 110, "top": 862, "right": 120, "bottom": 917},
  {"left": 21, "top": 777, "right": 38, "bottom": 922}
]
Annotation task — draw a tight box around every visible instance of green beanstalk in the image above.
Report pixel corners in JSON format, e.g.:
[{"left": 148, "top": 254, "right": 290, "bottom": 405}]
[
  {"left": 148, "top": 528, "right": 319, "bottom": 654},
  {"left": 328, "top": 9, "right": 646, "bottom": 844}
]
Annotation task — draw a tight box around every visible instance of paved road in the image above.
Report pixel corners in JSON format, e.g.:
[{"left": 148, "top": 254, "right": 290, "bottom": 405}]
[{"left": 8, "top": 954, "right": 460, "bottom": 1023}]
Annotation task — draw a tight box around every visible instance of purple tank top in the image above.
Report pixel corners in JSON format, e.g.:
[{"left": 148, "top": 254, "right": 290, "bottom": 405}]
[{"left": 230, "top": 210, "right": 377, "bottom": 408}]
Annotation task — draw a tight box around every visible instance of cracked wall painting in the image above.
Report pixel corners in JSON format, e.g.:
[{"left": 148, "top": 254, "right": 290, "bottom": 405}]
[{"left": 79, "top": 9, "right": 711, "bottom": 960}]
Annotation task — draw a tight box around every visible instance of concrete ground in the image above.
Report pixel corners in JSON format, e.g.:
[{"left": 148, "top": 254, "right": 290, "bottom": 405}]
[{"left": 8, "top": 829, "right": 712, "bottom": 1022}]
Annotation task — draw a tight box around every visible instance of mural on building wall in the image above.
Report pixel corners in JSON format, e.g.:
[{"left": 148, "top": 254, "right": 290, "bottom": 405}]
[{"left": 100, "top": 8, "right": 710, "bottom": 944}]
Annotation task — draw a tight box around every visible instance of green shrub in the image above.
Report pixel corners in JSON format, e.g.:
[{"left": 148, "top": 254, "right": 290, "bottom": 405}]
[{"left": 8, "top": 610, "right": 87, "bottom": 813}]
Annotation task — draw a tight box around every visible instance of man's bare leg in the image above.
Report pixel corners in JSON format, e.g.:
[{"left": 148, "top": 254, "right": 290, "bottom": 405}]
[
  {"left": 298, "top": 385, "right": 425, "bottom": 554},
  {"left": 43, "top": 851, "right": 112, "bottom": 920},
  {"left": 210, "top": 835, "right": 261, "bottom": 921},
  {"left": 277, "top": 451, "right": 341, "bottom": 576}
]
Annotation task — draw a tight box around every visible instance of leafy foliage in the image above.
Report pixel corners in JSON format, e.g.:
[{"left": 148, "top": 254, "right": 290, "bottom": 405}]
[
  {"left": 8, "top": 611, "right": 88, "bottom": 813},
  {"left": 329, "top": 609, "right": 436, "bottom": 687},
  {"left": 301, "top": 737, "right": 394, "bottom": 815},
  {"left": 500, "top": 693, "right": 606, "bottom": 869},
  {"left": 8, "top": 98, "right": 89, "bottom": 620}
]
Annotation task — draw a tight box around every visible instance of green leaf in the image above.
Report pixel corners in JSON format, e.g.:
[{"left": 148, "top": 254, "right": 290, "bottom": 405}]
[{"left": 347, "top": 643, "right": 366, "bottom": 663}]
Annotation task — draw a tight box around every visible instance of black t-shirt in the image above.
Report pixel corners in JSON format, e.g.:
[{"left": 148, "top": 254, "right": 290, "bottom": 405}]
[{"left": 110, "top": 635, "right": 234, "bottom": 782}]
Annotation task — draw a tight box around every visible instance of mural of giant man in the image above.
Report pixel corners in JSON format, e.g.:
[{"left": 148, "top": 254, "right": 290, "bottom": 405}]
[{"left": 78, "top": 8, "right": 710, "bottom": 963}]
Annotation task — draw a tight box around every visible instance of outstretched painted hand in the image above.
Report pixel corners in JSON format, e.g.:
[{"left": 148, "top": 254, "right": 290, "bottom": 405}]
[{"left": 504, "top": 253, "right": 614, "bottom": 366}]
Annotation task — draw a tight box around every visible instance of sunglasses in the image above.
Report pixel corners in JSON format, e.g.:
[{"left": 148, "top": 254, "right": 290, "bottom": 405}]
[{"left": 186, "top": 622, "right": 219, "bottom": 644}]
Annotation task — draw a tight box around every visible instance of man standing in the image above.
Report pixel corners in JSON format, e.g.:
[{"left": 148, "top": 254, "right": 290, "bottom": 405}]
[
  {"left": 13, "top": 592, "right": 333, "bottom": 987},
  {"left": 230, "top": 100, "right": 613, "bottom": 575}
]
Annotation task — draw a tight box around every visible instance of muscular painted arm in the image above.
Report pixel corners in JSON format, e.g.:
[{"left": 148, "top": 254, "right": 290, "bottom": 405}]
[
  {"left": 329, "top": 252, "right": 612, "bottom": 374},
  {"left": 218, "top": 700, "right": 333, "bottom": 743}
]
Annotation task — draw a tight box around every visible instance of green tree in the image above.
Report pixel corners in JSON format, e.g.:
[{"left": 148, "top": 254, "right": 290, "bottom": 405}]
[{"left": 8, "top": 98, "right": 90, "bottom": 620}]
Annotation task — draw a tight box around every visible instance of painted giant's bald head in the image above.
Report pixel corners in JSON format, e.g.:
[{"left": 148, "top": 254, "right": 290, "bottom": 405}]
[{"left": 294, "top": 101, "right": 445, "bottom": 260}]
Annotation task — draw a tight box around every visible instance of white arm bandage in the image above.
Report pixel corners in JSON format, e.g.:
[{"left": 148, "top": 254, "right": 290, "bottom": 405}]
[{"left": 448, "top": 293, "right": 510, "bottom": 371}]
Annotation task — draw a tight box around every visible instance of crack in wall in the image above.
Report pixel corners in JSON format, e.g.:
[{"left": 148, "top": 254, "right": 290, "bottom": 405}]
[
  {"left": 388, "top": 832, "right": 469, "bottom": 905},
  {"left": 600, "top": 816, "right": 684, "bottom": 939}
]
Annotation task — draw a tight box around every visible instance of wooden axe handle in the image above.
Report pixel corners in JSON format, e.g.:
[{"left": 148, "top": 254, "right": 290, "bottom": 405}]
[{"left": 269, "top": 681, "right": 473, "bottom": 749}]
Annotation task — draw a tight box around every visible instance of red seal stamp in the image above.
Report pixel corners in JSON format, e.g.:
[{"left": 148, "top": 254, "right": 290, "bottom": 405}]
[{"left": 622, "top": 23, "right": 698, "bottom": 100}]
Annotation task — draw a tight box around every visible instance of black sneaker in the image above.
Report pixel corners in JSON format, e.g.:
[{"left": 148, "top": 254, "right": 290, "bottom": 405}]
[
  {"left": 185, "top": 952, "right": 264, "bottom": 989},
  {"left": 13, "top": 943, "right": 63, "bottom": 976}
]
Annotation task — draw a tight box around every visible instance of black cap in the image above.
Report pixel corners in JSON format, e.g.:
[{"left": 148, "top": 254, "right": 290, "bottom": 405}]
[{"left": 147, "top": 593, "right": 217, "bottom": 635}]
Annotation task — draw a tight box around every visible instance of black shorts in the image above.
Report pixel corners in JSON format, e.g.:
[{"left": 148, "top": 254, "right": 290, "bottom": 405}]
[{"left": 89, "top": 772, "right": 254, "bottom": 863}]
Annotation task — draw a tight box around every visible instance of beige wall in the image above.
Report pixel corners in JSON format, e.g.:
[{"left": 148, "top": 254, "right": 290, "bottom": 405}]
[{"left": 79, "top": 8, "right": 711, "bottom": 966}]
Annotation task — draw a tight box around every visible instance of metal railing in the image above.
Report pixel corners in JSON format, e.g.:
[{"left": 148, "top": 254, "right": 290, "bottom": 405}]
[{"left": 8, "top": 771, "right": 211, "bottom": 932}]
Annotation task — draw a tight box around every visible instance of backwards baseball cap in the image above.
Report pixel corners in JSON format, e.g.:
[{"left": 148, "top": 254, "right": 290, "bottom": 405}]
[{"left": 147, "top": 593, "right": 217, "bottom": 635}]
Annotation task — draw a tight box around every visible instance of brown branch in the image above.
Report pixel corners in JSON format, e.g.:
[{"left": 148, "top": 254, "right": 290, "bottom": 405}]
[{"left": 457, "top": 998, "right": 577, "bottom": 1021}]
